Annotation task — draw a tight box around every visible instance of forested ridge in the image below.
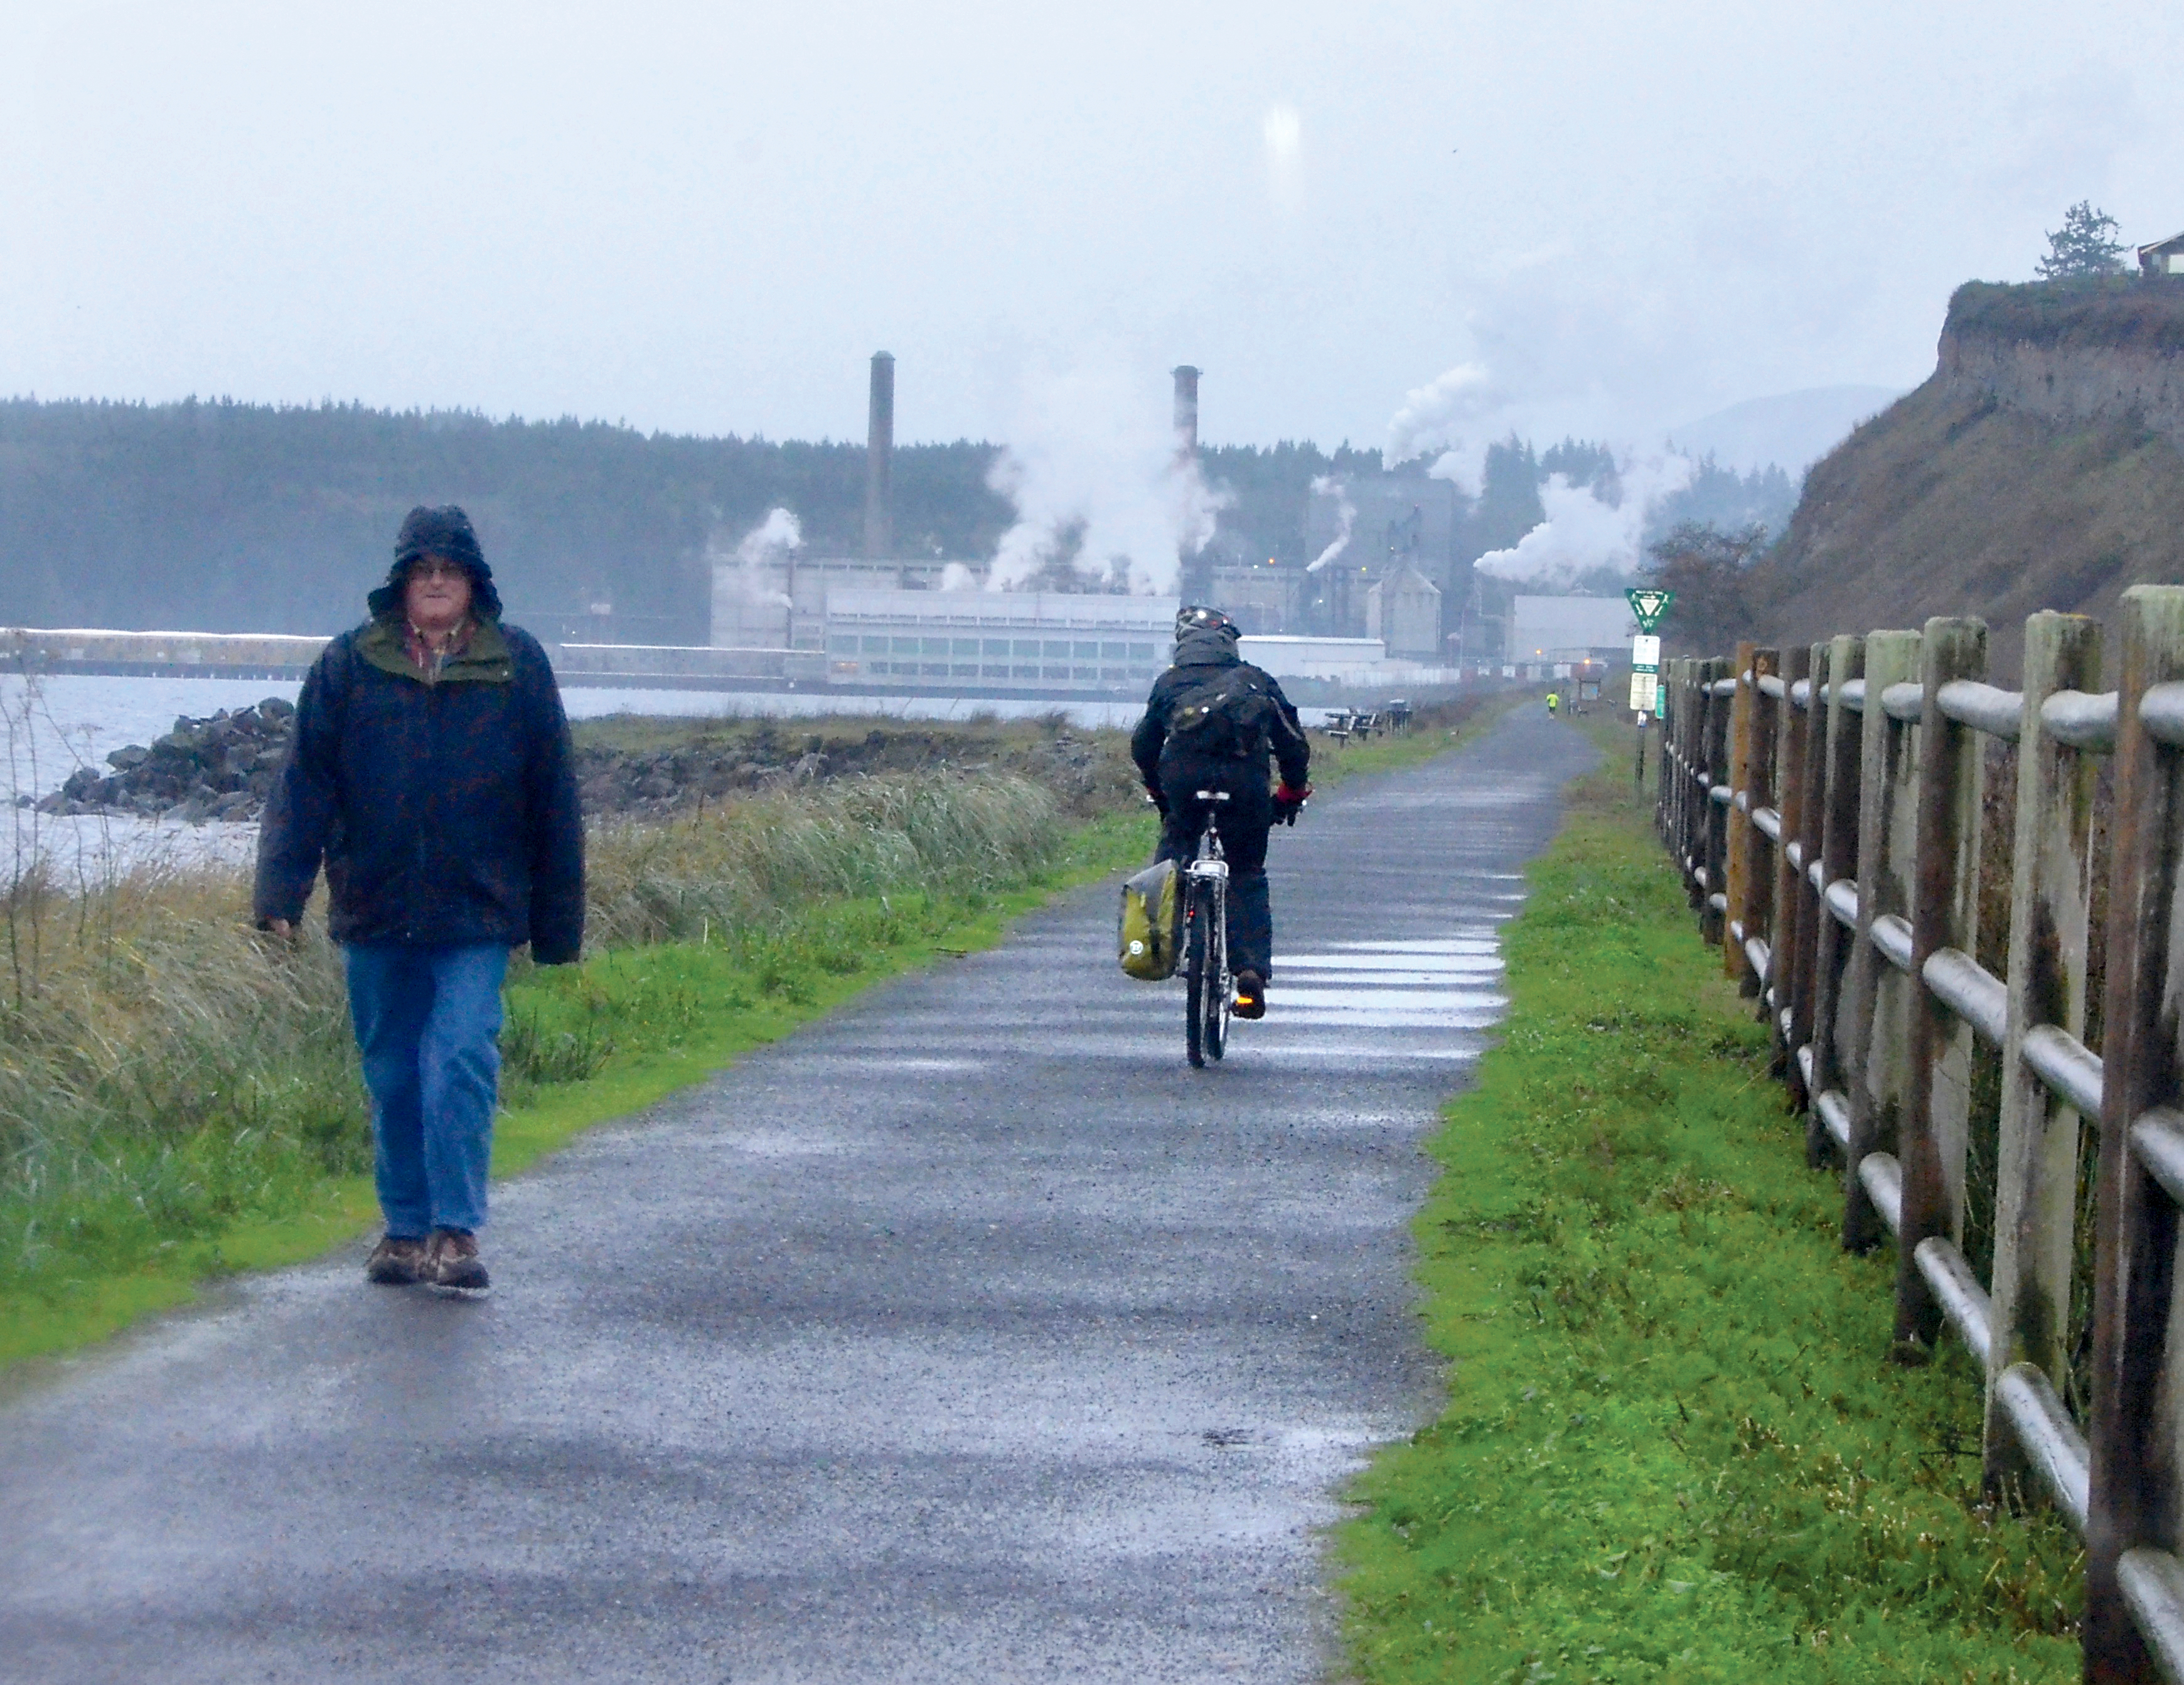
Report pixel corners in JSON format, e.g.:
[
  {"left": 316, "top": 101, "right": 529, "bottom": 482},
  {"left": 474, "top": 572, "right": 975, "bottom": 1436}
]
[
  {"left": 0, "top": 399, "right": 1016, "bottom": 641},
  {"left": 0, "top": 397, "right": 1799, "bottom": 641}
]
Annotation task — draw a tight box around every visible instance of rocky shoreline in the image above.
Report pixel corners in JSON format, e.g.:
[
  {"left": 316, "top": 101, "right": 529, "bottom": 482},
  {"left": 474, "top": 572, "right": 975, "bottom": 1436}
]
[
  {"left": 29, "top": 703, "right": 1128, "bottom": 824},
  {"left": 33, "top": 698, "right": 296, "bottom": 823}
]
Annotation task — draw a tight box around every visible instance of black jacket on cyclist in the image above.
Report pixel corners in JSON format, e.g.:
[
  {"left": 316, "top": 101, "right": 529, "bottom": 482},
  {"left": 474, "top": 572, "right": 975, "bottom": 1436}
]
[{"left": 1130, "top": 623, "right": 1310, "bottom": 979}]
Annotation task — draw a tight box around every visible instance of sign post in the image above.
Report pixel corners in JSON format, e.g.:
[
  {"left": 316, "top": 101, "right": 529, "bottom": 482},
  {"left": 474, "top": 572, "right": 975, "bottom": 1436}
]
[{"left": 1625, "top": 589, "right": 1674, "bottom": 788}]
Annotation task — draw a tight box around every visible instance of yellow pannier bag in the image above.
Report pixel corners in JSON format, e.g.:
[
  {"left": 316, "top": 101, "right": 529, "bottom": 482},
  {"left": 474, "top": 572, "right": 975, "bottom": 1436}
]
[{"left": 1118, "top": 859, "right": 1179, "bottom": 981}]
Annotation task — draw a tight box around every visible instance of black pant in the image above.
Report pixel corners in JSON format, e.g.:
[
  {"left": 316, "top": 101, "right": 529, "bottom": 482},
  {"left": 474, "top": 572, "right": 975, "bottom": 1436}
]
[{"left": 1154, "top": 766, "right": 1275, "bottom": 977}]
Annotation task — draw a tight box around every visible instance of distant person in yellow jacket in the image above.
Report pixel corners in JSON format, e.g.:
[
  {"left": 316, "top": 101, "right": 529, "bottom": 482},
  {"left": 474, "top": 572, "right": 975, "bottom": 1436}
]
[{"left": 1546, "top": 690, "right": 1560, "bottom": 717}]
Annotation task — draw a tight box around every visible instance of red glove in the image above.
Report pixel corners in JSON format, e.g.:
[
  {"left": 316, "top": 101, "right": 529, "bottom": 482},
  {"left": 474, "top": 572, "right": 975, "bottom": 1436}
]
[{"left": 1274, "top": 782, "right": 1310, "bottom": 824}]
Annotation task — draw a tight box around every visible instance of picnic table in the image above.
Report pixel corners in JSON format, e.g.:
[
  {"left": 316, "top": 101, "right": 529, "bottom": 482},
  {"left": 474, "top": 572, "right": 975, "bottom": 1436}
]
[{"left": 1322, "top": 708, "right": 1387, "bottom": 745}]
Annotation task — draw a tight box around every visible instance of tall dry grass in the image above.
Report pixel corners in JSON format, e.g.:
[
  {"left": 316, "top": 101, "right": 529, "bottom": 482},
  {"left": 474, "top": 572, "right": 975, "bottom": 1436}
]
[{"left": 0, "top": 770, "right": 1068, "bottom": 1288}]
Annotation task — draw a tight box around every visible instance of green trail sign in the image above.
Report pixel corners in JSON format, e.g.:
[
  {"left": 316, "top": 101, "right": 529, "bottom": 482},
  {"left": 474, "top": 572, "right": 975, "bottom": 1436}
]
[{"left": 1625, "top": 587, "right": 1674, "bottom": 631}]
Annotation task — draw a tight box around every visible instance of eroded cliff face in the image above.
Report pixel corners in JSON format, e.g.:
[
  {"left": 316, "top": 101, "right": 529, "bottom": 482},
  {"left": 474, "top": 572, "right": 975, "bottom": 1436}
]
[
  {"left": 1752, "top": 281, "right": 2184, "bottom": 678},
  {"left": 1939, "top": 332, "right": 2184, "bottom": 450}
]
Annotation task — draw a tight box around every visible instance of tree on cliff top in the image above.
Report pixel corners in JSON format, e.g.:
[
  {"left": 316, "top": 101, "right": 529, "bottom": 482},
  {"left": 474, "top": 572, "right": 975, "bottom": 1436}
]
[{"left": 2037, "top": 201, "right": 2128, "bottom": 281}]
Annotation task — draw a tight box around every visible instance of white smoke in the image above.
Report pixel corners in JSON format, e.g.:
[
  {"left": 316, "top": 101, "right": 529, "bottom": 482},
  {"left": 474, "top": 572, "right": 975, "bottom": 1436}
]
[
  {"left": 938, "top": 560, "right": 979, "bottom": 591},
  {"left": 985, "top": 360, "right": 1230, "bottom": 594},
  {"left": 1384, "top": 361, "right": 1506, "bottom": 494},
  {"left": 1474, "top": 451, "right": 1696, "bottom": 588},
  {"left": 729, "top": 506, "right": 800, "bottom": 606},
  {"left": 1306, "top": 473, "right": 1355, "bottom": 572}
]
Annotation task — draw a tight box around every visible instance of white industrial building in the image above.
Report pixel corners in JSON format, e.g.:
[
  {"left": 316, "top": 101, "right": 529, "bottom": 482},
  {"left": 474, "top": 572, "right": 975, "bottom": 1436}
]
[
  {"left": 1510, "top": 594, "right": 1635, "bottom": 663},
  {"left": 822, "top": 591, "right": 1176, "bottom": 691}
]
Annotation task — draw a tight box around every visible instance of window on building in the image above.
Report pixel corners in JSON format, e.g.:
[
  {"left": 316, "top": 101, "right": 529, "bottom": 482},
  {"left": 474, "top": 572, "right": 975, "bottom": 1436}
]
[
  {"left": 863, "top": 636, "right": 891, "bottom": 653},
  {"left": 952, "top": 638, "right": 979, "bottom": 656},
  {"left": 1100, "top": 641, "right": 1126, "bottom": 660},
  {"left": 892, "top": 636, "right": 919, "bottom": 653},
  {"left": 1073, "top": 641, "right": 1099, "bottom": 658},
  {"left": 1043, "top": 640, "right": 1070, "bottom": 657},
  {"left": 1130, "top": 643, "right": 1155, "bottom": 660},
  {"left": 983, "top": 639, "right": 1011, "bottom": 656}
]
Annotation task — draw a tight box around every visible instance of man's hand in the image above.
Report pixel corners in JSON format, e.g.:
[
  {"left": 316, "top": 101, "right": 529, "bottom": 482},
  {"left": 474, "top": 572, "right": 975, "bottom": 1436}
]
[
  {"left": 1144, "top": 784, "right": 1168, "bottom": 816},
  {"left": 260, "top": 917, "right": 296, "bottom": 945},
  {"left": 1273, "top": 782, "right": 1311, "bottom": 825}
]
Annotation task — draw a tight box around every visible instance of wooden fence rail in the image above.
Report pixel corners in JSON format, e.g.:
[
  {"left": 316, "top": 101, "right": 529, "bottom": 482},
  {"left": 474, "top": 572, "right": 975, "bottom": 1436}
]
[{"left": 1655, "top": 586, "right": 2184, "bottom": 1683}]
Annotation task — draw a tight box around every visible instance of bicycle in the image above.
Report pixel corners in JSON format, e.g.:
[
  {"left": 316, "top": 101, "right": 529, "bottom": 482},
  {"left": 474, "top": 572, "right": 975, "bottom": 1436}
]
[{"left": 1180, "top": 789, "right": 1231, "bottom": 1069}]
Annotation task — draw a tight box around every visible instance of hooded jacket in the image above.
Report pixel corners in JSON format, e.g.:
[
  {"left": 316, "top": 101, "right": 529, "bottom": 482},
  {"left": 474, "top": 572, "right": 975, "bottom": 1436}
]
[
  {"left": 1130, "top": 624, "right": 1310, "bottom": 793},
  {"left": 253, "top": 605, "right": 586, "bottom": 963}
]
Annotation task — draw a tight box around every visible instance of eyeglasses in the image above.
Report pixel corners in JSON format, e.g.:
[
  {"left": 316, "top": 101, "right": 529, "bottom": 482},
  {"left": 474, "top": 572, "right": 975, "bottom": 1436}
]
[{"left": 409, "top": 559, "right": 469, "bottom": 582}]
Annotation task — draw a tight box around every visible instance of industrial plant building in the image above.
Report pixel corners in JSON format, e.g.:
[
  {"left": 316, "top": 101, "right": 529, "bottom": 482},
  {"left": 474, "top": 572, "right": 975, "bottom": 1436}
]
[
  {"left": 697, "top": 353, "right": 1490, "bottom": 697},
  {"left": 1510, "top": 594, "right": 1636, "bottom": 663},
  {"left": 821, "top": 591, "right": 1174, "bottom": 689}
]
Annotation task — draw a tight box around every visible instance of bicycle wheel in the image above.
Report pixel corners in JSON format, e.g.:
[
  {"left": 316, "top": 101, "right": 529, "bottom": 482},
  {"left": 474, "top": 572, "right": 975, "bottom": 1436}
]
[
  {"left": 1202, "top": 884, "right": 1229, "bottom": 1062},
  {"left": 1184, "top": 879, "right": 1209, "bottom": 1068}
]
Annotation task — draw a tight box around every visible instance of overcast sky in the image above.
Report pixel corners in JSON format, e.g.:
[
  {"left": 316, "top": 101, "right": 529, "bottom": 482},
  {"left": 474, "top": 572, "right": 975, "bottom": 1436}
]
[{"left": 6, "top": 0, "right": 2180, "bottom": 454}]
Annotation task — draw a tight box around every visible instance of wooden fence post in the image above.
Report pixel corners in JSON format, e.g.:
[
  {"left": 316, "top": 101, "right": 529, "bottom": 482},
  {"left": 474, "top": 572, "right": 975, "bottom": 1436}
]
[
  {"left": 1806, "top": 634, "right": 1867, "bottom": 1172},
  {"left": 1735, "top": 646, "right": 1782, "bottom": 1001},
  {"left": 1786, "top": 641, "right": 1830, "bottom": 1145},
  {"left": 1986, "top": 611, "right": 2102, "bottom": 1497},
  {"left": 1702, "top": 658, "right": 1733, "bottom": 946},
  {"left": 1677, "top": 650, "right": 1694, "bottom": 882},
  {"left": 1770, "top": 644, "right": 1813, "bottom": 1086},
  {"left": 2085, "top": 586, "right": 2184, "bottom": 1682},
  {"left": 1894, "top": 616, "right": 1989, "bottom": 1352},
  {"left": 1669, "top": 660, "right": 1700, "bottom": 906},
  {"left": 1843, "top": 628, "right": 1923, "bottom": 1254},
  {"left": 1651, "top": 663, "right": 1668, "bottom": 838},
  {"left": 1725, "top": 641, "right": 1758, "bottom": 980}
]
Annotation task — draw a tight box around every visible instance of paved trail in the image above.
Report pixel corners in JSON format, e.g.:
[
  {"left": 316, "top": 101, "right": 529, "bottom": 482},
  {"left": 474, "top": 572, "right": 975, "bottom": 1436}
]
[{"left": 1, "top": 706, "right": 1594, "bottom": 1684}]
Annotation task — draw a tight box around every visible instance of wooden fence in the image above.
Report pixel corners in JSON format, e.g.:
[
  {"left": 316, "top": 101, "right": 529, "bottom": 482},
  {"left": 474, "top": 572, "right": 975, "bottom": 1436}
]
[{"left": 1656, "top": 585, "right": 2184, "bottom": 1682}]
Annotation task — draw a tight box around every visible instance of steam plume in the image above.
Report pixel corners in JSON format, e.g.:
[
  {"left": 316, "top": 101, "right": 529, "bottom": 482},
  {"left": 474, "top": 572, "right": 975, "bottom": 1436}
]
[
  {"left": 1385, "top": 362, "right": 1504, "bottom": 493},
  {"left": 985, "top": 360, "right": 1228, "bottom": 594},
  {"left": 1473, "top": 452, "right": 1694, "bottom": 588},
  {"left": 1306, "top": 474, "right": 1354, "bottom": 572},
  {"left": 729, "top": 506, "right": 800, "bottom": 606}
]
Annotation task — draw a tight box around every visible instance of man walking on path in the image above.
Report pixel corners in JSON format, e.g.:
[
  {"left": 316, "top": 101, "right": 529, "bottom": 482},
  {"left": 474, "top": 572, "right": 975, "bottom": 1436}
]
[{"left": 254, "top": 505, "right": 585, "bottom": 1293}]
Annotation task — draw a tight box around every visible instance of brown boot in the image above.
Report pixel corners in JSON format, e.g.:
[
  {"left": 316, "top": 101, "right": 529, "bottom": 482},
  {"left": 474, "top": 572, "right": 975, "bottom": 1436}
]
[
  {"left": 365, "top": 1234, "right": 427, "bottom": 1286},
  {"left": 424, "top": 1229, "right": 490, "bottom": 1293}
]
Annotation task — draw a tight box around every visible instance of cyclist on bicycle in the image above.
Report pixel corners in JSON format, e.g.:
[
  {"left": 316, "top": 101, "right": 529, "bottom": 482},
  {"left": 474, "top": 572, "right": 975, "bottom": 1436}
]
[{"left": 1130, "top": 605, "right": 1311, "bottom": 1020}]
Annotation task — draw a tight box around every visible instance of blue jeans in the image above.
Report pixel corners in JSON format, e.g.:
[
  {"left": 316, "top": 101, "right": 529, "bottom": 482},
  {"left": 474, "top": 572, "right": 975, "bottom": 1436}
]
[{"left": 343, "top": 943, "right": 510, "bottom": 1238}]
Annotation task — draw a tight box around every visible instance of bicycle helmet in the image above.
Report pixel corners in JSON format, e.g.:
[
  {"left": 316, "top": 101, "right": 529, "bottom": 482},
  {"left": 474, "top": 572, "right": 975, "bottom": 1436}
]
[{"left": 1175, "top": 604, "right": 1238, "bottom": 638}]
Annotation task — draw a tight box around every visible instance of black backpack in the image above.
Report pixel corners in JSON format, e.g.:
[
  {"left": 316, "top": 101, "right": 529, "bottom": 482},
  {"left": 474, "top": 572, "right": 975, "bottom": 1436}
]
[{"left": 1165, "top": 664, "right": 1275, "bottom": 761}]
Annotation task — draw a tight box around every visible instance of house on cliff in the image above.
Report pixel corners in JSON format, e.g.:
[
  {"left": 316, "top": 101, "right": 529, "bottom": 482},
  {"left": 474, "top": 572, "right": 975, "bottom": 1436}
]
[{"left": 2139, "top": 230, "right": 2184, "bottom": 276}]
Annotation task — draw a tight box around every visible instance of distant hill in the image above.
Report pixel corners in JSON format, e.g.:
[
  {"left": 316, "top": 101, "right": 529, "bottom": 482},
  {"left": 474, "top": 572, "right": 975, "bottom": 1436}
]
[
  {"left": 0, "top": 399, "right": 1398, "bottom": 641},
  {"left": 0, "top": 400, "right": 1017, "bottom": 643},
  {"left": 1669, "top": 385, "right": 1902, "bottom": 474},
  {"left": 1750, "top": 281, "right": 2184, "bottom": 680}
]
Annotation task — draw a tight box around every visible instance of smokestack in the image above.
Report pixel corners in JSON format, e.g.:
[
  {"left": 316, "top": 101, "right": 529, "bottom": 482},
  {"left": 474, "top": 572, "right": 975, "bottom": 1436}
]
[
  {"left": 1171, "top": 364, "right": 1200, "bottom": 455},
  {"left": 864, "top": 351, "right": 895, "bottom": 560},
  {"left": 1172, "top": 365, "right": 1210, "bottom": 602}
]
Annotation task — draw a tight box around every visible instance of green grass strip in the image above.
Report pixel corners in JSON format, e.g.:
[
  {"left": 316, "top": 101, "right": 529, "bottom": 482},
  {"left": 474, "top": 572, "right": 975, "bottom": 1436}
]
[
  {"left": 1339, "top": 726, "right": 2082, "bottom": 1682},
  {"left": 0, "top": 810, "right": 1154, "bottom": 1372}
]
